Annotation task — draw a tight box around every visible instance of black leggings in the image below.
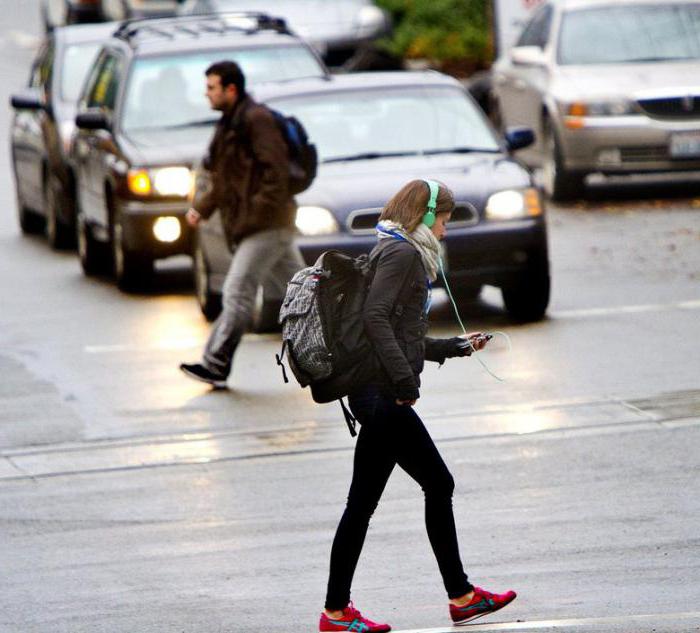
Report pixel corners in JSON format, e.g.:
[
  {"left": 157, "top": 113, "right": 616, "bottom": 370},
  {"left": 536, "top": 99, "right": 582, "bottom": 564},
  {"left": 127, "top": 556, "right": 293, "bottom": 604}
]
[{"left": 324, "top": 388, "right": 473, "bottom": 610}]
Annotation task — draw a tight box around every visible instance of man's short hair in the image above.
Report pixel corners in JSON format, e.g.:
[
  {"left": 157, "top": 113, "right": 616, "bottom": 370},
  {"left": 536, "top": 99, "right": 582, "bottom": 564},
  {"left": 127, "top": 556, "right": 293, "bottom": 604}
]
[{"left": 206, "top": 60, "right": 246, "bottom": 96}]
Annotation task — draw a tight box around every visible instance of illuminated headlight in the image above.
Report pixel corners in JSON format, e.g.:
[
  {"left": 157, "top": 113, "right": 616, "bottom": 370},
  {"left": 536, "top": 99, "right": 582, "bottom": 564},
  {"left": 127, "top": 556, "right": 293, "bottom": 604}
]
[
  {"left": 485, "top": 189, "right": 542, "bottom": 221},
  {"left": 153, "top": 216, "right": 181, "bottom": 243},
  {"left": 356, "top": 5, "right": 386, "bottom": 35},
  {"left": 566, "top": 100, "right": 638, "bottom": 117},
  {"left": 295, "top": 206, "right": 339, "bottom": 236},
  {"left": 153, "top": 167, "right": 192, "bottom": 197},
  {"left": 127, "top": 167, "right": 192, "bottom": 197}
]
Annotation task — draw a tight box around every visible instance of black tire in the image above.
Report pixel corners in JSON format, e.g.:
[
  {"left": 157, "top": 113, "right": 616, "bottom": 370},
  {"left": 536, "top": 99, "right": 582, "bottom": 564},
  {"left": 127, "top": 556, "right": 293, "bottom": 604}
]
[
  {"left": 111, "top": 212, "right": 153, "bottom": 291},
  {"left": 17, "top": 203, "right": 44, "bottom": 235},
  {"left": 542, "top": 120, "right": 586, "bottom": 202},
  {"left": 45, "top": 173, "right": 75, "bottom": 249},
  {"left": 77, "top": 211, "right": 109, "bottom": 276},
  {"left": 251, "top": 287, "right": 282, "bottom": 334},
  {"left": 193, "top": 236, "right": 222, "bottom": 322},
  {"left": 501, "top": 256, "right": 550, "bottom": 323}
]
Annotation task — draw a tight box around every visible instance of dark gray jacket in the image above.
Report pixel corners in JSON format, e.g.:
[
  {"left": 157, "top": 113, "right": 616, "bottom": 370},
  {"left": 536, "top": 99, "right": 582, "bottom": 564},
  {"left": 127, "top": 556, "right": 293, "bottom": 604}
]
[{"left": 364, "top": 239, "right": 466, "bottom": 401}]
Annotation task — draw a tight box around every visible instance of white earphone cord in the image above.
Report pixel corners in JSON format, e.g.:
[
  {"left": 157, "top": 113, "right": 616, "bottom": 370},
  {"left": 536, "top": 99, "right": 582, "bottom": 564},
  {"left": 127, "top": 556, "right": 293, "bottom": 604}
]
[{"left": 438, "top": 258, "right": 511, "bottom": 382}]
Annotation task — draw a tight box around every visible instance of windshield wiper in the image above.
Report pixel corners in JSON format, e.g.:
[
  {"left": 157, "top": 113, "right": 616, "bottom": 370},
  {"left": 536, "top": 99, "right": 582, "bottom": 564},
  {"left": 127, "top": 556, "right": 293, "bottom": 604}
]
[
  {"left": 423, "top": 146, "right": 500, "bottom": 155},
  {"left": 323, "top": 151, "right": 420, "bottom": 163}
]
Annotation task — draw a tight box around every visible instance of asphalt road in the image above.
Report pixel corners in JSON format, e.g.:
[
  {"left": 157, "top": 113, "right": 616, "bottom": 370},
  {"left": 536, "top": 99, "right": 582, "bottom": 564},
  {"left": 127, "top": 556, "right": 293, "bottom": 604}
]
[{"left": 1, "top": 3, "right": 699, "bottom": 632}]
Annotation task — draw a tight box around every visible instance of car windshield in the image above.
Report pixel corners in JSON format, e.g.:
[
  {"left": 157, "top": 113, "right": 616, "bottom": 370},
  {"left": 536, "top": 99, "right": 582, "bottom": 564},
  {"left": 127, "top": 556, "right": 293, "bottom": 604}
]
[
  {"left": 60, "top": 42, "right": 102, "bottom": 103},
  {"left": 559, "top": 4, "right": 700, "bottom": 65},
  {"left": 270, "top": 87, "right": 500, "bottom": 163},
  {"left": 121, "top": 46, "right": 323, "bottom": 131}
]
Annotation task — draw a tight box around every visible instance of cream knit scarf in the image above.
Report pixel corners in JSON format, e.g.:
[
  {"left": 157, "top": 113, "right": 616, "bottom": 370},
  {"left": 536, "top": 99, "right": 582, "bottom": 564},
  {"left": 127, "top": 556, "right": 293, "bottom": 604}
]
[{"left": 376, "top": 220, "right": 442, "bottom": 281}]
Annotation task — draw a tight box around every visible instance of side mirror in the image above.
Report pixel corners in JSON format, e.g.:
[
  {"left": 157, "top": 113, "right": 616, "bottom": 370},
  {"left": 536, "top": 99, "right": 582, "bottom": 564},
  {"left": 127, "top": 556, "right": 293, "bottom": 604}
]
[
  {"left": 75, "top": 111, "right": 110, "bottom": 131},
  {"left": 510, "top": 46, "right": 547, "bottom": 67},
  {"left": 505, "top": 126, "right": 536, "bottom": 152},
  {"left": 10, "top": 89, "right": 45, "bottom": 111}
]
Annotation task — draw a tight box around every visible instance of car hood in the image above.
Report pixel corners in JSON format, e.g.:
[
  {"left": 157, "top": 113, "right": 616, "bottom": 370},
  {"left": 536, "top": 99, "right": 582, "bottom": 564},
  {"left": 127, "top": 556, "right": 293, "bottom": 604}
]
[
  {"left": 552, "top": 61, "right": 700, "bottom": 101},
  {"left": 120, "top": 126, "right": 213, "bottom": 167},
  {"left": 297, "top": 153, "right": 532, "bottom": 223}
]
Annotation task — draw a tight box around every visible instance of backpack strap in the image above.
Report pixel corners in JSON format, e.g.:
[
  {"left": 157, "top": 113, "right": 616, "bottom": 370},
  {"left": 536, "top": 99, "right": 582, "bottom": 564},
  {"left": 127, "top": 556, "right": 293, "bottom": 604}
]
[
  {"left": 339, "top": 398, "right": 358, "bottom": 437},
  {"left": 275, "top": 340, "right": 289, "bottom": 384}
]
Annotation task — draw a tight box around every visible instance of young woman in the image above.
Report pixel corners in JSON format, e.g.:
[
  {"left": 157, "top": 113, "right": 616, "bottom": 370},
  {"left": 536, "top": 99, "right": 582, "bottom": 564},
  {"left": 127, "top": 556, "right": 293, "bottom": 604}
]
[{"left": 319, "top": 180, "right": 517, "bottom": 633}]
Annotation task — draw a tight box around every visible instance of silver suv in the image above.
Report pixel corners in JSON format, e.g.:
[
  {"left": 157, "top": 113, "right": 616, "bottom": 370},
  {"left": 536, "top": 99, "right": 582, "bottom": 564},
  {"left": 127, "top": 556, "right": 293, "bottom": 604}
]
[{"left": 492, "top": 0, "right": 700, "bottom": 200}]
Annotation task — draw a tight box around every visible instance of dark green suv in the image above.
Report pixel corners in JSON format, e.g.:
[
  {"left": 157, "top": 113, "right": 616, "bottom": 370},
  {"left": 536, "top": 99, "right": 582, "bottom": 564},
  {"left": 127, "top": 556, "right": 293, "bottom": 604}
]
[{"left": 72, "top": 12, "right": 328, "bottom": 290}]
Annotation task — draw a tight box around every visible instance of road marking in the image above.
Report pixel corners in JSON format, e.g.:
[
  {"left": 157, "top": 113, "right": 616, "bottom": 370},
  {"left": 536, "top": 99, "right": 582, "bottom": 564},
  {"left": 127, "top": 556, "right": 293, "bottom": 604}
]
[
  {"left": 388, "top": 610, "right": 700, "bottom": 632},
  {"left": 4, "top": 30, "right": 41, "bottom": 50},
  {"left": 550, "top": 298, "right": 700, "bottom": 319}
]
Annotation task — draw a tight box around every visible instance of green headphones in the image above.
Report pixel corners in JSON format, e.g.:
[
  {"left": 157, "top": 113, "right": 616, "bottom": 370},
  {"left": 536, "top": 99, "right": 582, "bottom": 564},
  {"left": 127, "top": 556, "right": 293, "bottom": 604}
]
[{"left": 422, "top": 179, "right": 439, "bottom": 228}]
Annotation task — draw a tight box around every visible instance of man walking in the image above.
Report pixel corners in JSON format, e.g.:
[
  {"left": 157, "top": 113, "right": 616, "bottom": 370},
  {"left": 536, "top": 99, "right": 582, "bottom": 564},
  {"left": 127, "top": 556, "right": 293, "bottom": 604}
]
[{"left": 180, "top": 61, "right": 304, "bottom": 388}]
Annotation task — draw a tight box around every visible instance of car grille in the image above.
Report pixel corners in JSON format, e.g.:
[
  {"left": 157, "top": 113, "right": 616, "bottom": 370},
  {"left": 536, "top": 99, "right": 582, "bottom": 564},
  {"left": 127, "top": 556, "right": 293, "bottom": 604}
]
[
  {"left": 637, "top": 96, "right": 700, "bottom": 120},
  {"left": 347, "top": 202, "right": 478, "bottom": 234}
]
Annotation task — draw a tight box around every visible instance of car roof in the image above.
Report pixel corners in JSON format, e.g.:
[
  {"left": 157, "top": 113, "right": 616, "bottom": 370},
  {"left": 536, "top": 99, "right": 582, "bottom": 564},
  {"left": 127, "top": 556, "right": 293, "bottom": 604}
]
[
  {"left": 52, "top": 22, "right": 117, "bottom": 46},
  {"left": 251, "top": 70, "right": 464, "bottom": 102},
  {"left": 107, "top": 12, "right": 305, "bottom": 55}
]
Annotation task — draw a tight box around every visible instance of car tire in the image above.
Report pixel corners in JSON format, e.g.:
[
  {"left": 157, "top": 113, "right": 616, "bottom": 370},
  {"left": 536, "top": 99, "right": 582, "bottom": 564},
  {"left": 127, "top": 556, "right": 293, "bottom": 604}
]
[
  {"left": 501, "top": 254, "right": 550, "bottom": 323},
  {"left": 45, "top": 173, "right": 74, "bottom": 250},
  {"left": 112, "top": 212, "right": 153, "bottom": 291},
  {"left": 17, "top": 202, "right": 44, "bottom": 235},
  {"left": 542, "top": 120, "right": 586, "bottom": 202},
  {"left": 251, "top": 287, "right": 282, "bottom": 334},
  {"left": 193, "top": 236, "right": 222, "bottom": 322},
  {"left": 77, "top": 211, "right": 109, "bottom": 276}
]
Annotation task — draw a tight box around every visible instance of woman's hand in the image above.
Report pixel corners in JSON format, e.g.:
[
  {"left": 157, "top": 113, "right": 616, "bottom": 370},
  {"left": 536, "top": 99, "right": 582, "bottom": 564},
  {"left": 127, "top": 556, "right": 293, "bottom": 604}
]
[
  {"left": 462, "top": 332, "right": 490, "bottom": 352},
  {"left": 396, "top": 399, "right": 417, "bottom": 406}
]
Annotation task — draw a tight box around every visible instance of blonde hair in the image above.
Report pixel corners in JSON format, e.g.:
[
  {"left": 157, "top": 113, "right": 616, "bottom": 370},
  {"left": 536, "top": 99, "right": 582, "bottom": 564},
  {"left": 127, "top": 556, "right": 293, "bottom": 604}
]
[{"left": 379, "top": 179, "right": 455, "bottom": 233}]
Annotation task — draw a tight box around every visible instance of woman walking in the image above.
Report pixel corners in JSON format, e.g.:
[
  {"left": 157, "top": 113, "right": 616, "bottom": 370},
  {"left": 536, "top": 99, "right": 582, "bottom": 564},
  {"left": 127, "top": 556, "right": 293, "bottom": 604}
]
[{"left": 319, "top": 180, "right": 517, "bottom": 633}]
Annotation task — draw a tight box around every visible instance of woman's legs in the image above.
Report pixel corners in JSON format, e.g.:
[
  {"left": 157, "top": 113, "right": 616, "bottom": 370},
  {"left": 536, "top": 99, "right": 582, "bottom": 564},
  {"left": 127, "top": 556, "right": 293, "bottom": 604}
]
[
  {"left": 324, "top": 405, "right": 396, "bottom": 611},
  {"left": 390, "top": 402, "right": 473, "bottom": 599}
]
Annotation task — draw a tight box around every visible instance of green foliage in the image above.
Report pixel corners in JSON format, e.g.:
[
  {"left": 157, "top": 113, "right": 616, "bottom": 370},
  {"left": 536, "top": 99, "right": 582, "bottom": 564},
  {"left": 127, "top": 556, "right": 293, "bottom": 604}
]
[{"left": 376, "top": 0, "right": 492, "bottom": 69}]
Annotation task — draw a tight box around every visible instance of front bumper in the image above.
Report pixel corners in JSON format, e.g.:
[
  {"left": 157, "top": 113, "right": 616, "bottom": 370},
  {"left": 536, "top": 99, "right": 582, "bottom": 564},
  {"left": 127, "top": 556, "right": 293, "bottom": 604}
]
[
  {"left": 558, "top": 114, "right": 700, "bottom": 174},
  {"left": 117, "top": 199, "right": 193, "bottom": 259},
  {"left": 296, "top": 217, "right": 548, "bottom": 289}
]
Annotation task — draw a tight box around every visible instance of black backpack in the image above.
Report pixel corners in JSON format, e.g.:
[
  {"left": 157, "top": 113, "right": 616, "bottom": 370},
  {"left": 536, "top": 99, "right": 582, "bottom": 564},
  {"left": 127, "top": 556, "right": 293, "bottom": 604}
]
[
  {"left": 269, "top": 109, "right": 318, "bottom": 195},
  {"left": 276, "top": 244, "right": 411, "bottom": 435}
]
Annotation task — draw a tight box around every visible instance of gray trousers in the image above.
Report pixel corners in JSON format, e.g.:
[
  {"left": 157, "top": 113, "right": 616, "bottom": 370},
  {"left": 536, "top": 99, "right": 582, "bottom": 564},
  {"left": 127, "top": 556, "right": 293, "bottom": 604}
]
[{"left": 203, "top": 227, "right": 304, "bottom": 377}]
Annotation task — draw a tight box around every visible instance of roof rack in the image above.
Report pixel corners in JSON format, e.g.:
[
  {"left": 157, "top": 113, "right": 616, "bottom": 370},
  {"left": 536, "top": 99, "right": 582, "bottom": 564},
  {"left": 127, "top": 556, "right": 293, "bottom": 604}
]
[{"left": 113, "top": 12, "right": 291, "bottom": 46}]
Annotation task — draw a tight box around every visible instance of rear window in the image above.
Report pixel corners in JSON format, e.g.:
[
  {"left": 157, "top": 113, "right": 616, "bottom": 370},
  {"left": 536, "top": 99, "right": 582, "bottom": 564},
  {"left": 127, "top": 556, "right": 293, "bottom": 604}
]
[
  {"left": 559, "top": 4, "right": 700, "bottom": 65},
  {"left": 122, "top": 45, "right": 323, "bottom": 131}
]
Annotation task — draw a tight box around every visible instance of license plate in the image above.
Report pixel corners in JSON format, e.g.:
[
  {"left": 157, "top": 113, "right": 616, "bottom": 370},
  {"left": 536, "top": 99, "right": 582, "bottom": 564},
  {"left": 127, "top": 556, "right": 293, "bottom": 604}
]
[{"left": 670, "top": 132, "right": 700, "bottom": 158}]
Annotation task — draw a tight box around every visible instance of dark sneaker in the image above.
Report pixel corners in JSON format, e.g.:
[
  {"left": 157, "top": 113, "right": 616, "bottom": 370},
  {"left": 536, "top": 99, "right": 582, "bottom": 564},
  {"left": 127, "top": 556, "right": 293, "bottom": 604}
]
[
  {"left": 319, "top": 602, "right": 391, "bottom": 632},
  {"left": 179, "top": 363, "right": 227, "bottom": 389},
  {"left": 450, "top": 586, "right": 517, "bottom": 625}
]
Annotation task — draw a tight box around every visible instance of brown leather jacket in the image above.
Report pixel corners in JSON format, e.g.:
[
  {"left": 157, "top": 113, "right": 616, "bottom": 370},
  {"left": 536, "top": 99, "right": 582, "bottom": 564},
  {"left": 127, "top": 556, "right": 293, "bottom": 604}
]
[{"left": 195, "top": 95, "right": 295, "bottom": 248}]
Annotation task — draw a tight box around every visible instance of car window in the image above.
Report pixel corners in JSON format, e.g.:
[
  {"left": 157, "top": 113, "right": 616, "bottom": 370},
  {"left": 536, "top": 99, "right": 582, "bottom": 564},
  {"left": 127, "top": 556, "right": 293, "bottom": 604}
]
[
  {"left": 559, "top": 4, "right": 700, "bottom": 65},
  {"left": 60, "top": 43, "right": 102, "bottom": 103},
  {"left": 121, "top": 46, "right": 324, "bottom": 131},
  {"left": 86, "top": 51, "right": 123, "bottom": 111},
  {"left": 269, "top": 87, "right": 501, "bottom": 162},
  {"left": 29, "top": 42, "right": 55, "bottom": 91},
  {"left": 516, "top": 4, "right": 552, "bottom": 49}
]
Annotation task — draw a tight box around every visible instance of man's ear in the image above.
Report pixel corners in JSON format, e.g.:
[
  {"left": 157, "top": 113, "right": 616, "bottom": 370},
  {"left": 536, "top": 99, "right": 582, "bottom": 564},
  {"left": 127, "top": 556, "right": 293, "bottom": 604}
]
[{"left": 226, "top": 84, "right": 238, "bottom": 102}]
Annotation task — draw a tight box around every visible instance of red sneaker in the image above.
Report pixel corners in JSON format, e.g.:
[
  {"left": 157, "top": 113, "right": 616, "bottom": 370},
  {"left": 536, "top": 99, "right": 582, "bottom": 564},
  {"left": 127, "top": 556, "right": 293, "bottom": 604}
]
[
  {"left": 450, "top": 586, "right": 517, "bottom": 625},
  {"left": 319, "top": 602, "right": 391, "bottom": 632}
]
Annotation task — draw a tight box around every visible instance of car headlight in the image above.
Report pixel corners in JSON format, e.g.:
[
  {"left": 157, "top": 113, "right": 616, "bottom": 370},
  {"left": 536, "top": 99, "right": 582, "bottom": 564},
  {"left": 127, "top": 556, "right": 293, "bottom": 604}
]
[
  {"left": 127, "top": 167, "right": 192, "bottom": 197},
  {"left": 485, "top": 189, "right": 542, "bottom": 221},
  {"left": 295, "top": 206, "right": 339, "bottom": 236},
  {"left": 566, "top": 100, "right": 638, "bottom": 117},
  {"left": 356, "top": 5, "right": 386, "bottom": 36}
]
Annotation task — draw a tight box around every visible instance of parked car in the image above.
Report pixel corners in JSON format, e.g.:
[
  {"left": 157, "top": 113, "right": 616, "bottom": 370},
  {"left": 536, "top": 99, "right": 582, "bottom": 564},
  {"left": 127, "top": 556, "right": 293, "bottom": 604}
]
[
  {"left": 196, "top": 71, "right": 550, "bottom": 326},
  {"left": 42, "top": 0, "right": 181, "bottom": 30},
  {"left": 177, "top": 0, "right": 392, "bottom": 65},
  {"left": 491, "top": 0, "right": 700, "bottom": 200},
  {"left": 10, "top": 22, "right": 115, "bottom": 247},
  {"left": 71, "top": 12, "right": 329, "bottom": 290}
]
